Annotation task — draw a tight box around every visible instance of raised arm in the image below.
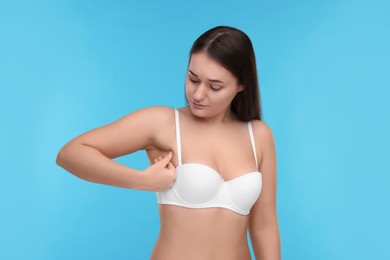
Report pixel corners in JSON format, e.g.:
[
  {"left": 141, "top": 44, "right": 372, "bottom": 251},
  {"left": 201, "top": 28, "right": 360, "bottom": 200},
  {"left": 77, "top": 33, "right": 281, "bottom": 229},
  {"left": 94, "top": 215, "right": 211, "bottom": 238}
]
[
  {"left": 248, "top": 120, "right": 281, "bottom": 260},
  {"left": 56, "top": 106, "right": 176, "bottom": 191}
]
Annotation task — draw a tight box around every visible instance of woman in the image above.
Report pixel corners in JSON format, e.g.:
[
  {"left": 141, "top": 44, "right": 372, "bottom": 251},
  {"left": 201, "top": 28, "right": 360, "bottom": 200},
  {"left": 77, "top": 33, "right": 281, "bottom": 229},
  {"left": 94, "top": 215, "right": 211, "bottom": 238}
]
[{"left": 56, "top": 26, "right": 281, "bottom": 259}]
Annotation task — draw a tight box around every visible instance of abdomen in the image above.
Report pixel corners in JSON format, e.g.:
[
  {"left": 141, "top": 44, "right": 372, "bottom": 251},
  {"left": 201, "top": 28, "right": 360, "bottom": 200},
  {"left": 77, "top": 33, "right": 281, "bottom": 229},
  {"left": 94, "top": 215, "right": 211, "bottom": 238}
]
[{"left": 150, "top": 205, "right": 252, "bottom": 260}]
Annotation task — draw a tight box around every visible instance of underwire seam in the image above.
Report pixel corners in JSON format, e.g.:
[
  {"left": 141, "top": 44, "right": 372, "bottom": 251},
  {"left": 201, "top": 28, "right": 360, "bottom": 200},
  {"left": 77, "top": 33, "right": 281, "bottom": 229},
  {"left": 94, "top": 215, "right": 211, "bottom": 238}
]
[{"left": 222, "top": 183, "right": 247, "bottom": 214}]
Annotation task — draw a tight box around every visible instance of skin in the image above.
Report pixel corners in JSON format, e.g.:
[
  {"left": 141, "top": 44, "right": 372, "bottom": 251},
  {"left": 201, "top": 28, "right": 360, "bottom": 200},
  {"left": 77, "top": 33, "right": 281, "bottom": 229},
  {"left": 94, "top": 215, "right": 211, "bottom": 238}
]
[{"left": 56, "top": 52, "right": 280, "bottom": 259}]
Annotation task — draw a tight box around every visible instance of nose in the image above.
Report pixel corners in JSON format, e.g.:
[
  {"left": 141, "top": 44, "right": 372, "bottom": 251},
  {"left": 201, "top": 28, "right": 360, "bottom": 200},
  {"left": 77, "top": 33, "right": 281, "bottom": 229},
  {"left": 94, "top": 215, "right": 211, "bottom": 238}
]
[{"left": 192, "top": 84, "right": 207, "bottom": 101}]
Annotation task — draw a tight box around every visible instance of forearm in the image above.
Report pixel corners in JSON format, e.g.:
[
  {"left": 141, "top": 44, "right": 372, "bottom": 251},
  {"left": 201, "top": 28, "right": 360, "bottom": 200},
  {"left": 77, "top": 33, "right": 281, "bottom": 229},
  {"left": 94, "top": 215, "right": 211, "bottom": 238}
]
[
  {"left": 250, "top": 221, "right": 281, "bottom": 260},
  {"left": 56, "top": 143, "right": 145, "bottom": 190}
]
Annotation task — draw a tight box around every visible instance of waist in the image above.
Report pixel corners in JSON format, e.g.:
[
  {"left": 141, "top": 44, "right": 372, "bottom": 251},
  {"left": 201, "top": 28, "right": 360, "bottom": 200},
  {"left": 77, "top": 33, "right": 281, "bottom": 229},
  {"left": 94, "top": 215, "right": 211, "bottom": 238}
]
[
  {"left": 151, "top": 238, "right": 251, "bottom": 260},
  {"left": 150, "top": 205, "right": 252, "bottom": 259}
]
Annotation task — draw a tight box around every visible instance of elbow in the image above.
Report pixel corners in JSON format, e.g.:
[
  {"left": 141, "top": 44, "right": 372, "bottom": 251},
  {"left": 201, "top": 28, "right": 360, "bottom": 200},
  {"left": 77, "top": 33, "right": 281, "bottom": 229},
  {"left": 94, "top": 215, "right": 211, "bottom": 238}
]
[
  {"left": 56, "top": 142, "right": 75, "bottom": 167},
  {"left": 56, "top": 141, "right": 86, "bottom": 168},
  {"left": 56, "top": 147, "right": 66, "bottom": 167}
]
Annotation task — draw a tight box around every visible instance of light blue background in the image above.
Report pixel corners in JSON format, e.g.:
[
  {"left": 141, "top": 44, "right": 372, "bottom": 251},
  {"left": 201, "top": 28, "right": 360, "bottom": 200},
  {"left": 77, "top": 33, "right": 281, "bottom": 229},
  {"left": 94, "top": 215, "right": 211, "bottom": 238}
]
[{"left": 1, "top": 0, "right": 389, "bottom": 259}]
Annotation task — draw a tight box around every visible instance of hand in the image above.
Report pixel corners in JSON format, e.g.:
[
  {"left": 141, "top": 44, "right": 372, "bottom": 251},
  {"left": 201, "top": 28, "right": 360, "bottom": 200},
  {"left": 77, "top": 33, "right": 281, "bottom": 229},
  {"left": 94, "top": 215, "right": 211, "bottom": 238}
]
[{"left": 142, "top": 151, "right": 176, "bottom": 191}]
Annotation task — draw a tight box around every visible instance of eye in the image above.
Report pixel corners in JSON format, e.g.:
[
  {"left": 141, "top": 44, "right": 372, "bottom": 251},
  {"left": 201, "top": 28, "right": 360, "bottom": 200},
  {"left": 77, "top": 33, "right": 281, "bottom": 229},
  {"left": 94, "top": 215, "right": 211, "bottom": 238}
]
[
  {"left": 210, "top": 85, "right": 222, "bottom": 91},
  {"left": 189, "top": 75, "right": 200, "bottom": 84},
  {"left": 190, "top": 78, "right": 200, "bottom": 84}
]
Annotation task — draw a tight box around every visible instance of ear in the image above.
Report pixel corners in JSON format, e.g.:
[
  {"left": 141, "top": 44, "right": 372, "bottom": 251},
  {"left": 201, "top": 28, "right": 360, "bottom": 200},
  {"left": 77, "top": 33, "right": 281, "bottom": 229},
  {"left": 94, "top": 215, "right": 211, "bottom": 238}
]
[{"left": 237, "top": 84, "right": 244, "bottom": 92}]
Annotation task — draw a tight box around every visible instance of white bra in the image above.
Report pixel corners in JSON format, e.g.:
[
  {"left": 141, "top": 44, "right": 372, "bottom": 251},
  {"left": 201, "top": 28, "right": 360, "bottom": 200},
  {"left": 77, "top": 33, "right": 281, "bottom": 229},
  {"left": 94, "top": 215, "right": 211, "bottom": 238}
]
[{"left": 156, "top": 109, "right": 262, "bottom": 215}]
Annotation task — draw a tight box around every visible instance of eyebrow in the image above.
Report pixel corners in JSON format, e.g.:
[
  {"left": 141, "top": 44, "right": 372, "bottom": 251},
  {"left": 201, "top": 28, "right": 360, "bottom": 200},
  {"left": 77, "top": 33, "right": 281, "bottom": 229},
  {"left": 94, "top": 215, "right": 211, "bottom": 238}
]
[{"left": 188, "top": 70, "right": 224, "bottom": 83}]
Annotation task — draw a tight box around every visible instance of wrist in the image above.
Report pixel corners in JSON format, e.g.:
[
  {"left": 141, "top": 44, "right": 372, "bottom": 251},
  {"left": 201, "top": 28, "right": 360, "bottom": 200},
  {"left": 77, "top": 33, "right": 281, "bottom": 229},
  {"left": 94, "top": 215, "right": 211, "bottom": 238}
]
[{"left": 130, "top": 169, "right": 149, "bottom": 191}]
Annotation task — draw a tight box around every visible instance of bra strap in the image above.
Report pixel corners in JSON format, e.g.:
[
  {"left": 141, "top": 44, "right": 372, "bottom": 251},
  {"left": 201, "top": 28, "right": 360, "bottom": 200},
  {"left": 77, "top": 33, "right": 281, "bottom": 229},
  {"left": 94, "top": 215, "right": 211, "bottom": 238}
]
[
  {"left": 248, "top": 121, "right": 259, "bottom": 169},
  {"left": 174, "top": 109, "right": 182, "bottom": 165}
]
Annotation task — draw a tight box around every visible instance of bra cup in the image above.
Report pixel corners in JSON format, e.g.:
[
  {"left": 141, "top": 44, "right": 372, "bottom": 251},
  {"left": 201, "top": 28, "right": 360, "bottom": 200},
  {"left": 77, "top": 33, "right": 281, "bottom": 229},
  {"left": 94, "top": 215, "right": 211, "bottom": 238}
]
[
  {"left": 226, "top": 173, "right": 262, "bottom": 212},
  {"left": 173, "top": 164, "right": 223, "bottom": 205}
]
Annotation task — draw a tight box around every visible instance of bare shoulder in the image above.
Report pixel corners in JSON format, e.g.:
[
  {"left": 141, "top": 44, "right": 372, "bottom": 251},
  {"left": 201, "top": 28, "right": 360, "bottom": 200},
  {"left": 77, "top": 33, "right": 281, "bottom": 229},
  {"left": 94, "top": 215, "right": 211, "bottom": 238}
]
[
  {"left": 251, "top": 120, "right": 275, "bottom": 144},
  {"left": 104, "top": 105, "right": 175, "bottom": 133},
  {"left": 129, "top": 105, "right": 174, "bottom": 126},
  {"left": 250, "top": 120, "right": 276, "bottom": 161},
  {"left": 129, "top": 105, "right": 173, "bottom": 117}
]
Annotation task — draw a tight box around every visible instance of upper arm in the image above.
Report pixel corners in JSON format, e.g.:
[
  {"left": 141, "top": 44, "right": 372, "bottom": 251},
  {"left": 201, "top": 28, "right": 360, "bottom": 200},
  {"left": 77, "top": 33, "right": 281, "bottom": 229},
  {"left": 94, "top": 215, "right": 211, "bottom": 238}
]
[
  {"left": 249, "top": 120, "right": 278, "bottom": 231},
  {"left": 58, "top": 106, "right": 173, "bottom": 159}
]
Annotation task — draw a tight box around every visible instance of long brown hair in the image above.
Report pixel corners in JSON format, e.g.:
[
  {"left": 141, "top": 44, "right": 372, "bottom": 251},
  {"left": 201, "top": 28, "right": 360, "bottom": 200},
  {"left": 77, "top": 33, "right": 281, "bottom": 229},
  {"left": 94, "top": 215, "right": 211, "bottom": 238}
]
[{"left": 185, "top": 26, "right": 262, "bottom": 121}]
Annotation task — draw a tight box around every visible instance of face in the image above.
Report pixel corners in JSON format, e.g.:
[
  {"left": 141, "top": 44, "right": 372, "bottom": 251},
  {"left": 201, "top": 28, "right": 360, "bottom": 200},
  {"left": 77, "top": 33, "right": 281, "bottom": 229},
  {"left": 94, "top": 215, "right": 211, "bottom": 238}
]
[{"left": 185, "top": 52, "right": 244, "bottom": 119}]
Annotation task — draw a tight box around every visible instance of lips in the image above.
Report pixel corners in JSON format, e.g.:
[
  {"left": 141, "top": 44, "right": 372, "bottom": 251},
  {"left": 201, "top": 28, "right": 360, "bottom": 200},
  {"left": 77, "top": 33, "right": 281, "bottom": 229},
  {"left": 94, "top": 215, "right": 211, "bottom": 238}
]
[{"left": 192, "top": 101, "right": 206, "bottom": 107}]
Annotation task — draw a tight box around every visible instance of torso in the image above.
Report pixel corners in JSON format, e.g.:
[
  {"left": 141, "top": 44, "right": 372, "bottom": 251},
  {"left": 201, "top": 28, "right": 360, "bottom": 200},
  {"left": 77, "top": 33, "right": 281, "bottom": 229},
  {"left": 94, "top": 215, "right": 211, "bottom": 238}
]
[{"left": 145, "top": 106, "right": 262, "bottom": 260}]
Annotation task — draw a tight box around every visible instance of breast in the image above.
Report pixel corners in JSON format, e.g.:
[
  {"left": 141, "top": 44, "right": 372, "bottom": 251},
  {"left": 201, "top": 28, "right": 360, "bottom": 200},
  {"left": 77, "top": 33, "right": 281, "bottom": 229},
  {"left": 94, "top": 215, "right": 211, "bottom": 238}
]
[
  {"left": 225, "top": 172, "right": 262, "bottom": 213},
  {"left": 173, "top": 163, "right": 224, "bottom": 205},
  {"left": 171, "top": 163, "right": 262, "bottom": 214}
]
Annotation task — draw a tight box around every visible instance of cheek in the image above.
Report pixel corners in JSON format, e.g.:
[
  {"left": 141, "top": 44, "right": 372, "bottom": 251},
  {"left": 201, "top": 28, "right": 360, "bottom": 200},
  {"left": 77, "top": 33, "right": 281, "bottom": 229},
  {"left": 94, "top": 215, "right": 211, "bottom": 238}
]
[
  {"left": 185, "top": 78, "right": 194, "bottom": 91},
  {"left": 213, "top": 90, "right": 237, "bottom": 105},
  {"left": 185, "top": 82, "right": 192, "bottom": 97}
]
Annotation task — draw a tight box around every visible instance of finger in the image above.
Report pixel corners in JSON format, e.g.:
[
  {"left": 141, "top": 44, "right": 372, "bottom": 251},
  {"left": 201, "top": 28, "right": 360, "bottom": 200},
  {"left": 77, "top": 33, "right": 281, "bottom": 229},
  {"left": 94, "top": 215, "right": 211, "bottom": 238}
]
[
  {"left": 159, "top": 151, "right": 173, "bottom": 165},
  {"left": 167, "top": 162, "right": 175, "bottom": 170}
]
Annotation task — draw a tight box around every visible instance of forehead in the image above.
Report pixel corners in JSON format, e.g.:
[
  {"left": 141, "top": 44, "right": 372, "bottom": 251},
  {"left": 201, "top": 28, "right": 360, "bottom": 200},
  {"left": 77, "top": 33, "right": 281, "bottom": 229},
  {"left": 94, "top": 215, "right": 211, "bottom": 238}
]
[{"left": 188, "top": 52, "right": 236, "bottom": 82}]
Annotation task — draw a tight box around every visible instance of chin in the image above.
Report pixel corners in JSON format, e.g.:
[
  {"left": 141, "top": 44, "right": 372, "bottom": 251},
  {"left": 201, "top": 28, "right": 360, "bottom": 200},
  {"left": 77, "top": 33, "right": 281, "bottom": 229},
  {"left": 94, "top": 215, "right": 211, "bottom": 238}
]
[{"left": 189, "top": 106, "right": 208, "bottom": 117}]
